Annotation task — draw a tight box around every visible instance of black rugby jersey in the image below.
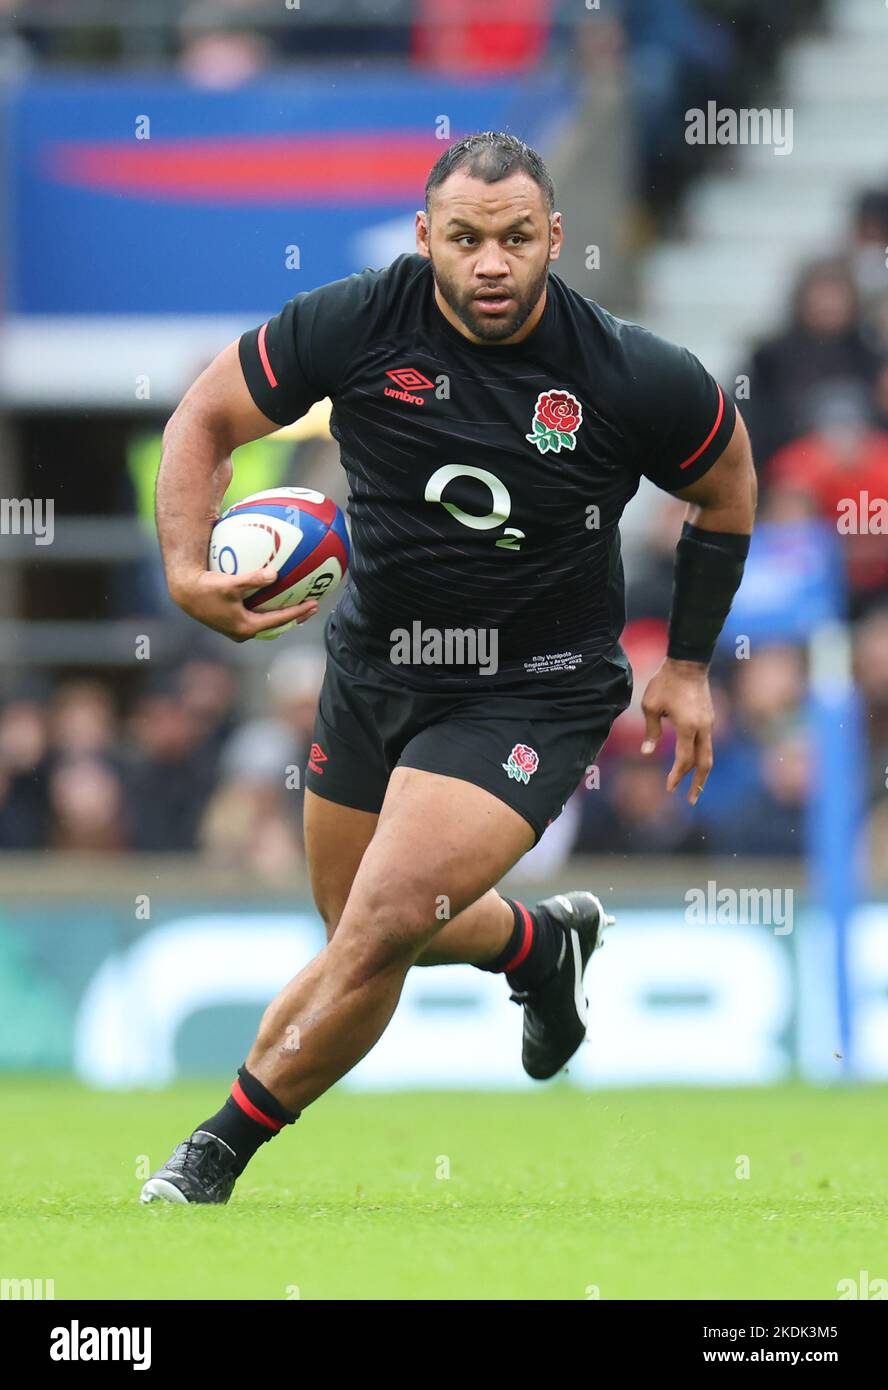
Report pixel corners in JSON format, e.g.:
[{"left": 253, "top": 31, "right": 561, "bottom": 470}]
[{"left": 238, "top": 252, "right": 735, "bottom": 693}]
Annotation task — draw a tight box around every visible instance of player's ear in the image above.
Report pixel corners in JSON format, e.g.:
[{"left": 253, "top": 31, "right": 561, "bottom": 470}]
[
  {"left": 415, "top": 210, "right": 431, "bottom": 258},
  {"left": 549, "top": 213, "right": 563, "bottom": 262}
]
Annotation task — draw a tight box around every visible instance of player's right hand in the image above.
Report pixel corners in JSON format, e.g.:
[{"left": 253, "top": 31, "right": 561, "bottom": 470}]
[{"left": 169, "top": 566, "right": 320, "bottom": 643}]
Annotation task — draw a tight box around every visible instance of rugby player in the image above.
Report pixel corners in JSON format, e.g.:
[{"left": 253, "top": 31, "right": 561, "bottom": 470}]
[{"left": 143, "top": 131, "right": 755, "bottom": 1204}]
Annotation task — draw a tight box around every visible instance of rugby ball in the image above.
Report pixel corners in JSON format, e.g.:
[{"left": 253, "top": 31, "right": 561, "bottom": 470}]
[{"left": 208, "top": 487, "right": 350, "bottom": 640}]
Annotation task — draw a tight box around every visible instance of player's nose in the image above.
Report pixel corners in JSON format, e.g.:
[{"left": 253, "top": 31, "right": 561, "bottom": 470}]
[{"left": 473, "top": 246, "right": 511, "bottom": 278}]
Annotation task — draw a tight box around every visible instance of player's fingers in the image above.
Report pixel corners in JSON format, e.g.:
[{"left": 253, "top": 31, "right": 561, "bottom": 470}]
[
  {"left": 228, "top": 565, "right": 278, "bottom": 596},
  {"left": 245, "top": 600, "right": 320, "bottom": 635},
  {"left": 640, "top": 708, "right": 662, "bottom": 755},
  {"left": 689, "top": 730, "right": 714, "bottom": 806},
  {"left": 666, "top": 726, "right": 697, "bottom": 793}
]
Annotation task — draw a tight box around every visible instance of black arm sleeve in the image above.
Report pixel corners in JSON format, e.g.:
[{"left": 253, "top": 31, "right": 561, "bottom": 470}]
[{"left": 667, "top": 522, "right": 750, "bottom": 664}]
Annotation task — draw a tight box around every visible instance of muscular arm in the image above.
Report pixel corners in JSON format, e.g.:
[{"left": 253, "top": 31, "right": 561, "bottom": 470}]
[
  {"left": 156, "top": 341, "right": 320, "bottom": 640},
  {"left": 641, "top": 408, "right": 757, "bottom": 802},
  {"left": 673, "top": 406, "right": 757, "bottom": 539}
]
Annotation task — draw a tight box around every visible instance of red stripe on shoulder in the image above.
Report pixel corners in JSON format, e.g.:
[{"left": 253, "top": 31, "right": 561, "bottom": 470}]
[
  {"left": 679, "top": 384, "right": 725, "bottom": 470},
  {"left": 257, "top": 321, "right": 278, "bottom": 389}
]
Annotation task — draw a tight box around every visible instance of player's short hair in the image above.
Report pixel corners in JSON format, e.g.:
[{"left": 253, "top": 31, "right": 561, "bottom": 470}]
[{"left": 424, "top": 132, "right": 555, "bottom": 216}]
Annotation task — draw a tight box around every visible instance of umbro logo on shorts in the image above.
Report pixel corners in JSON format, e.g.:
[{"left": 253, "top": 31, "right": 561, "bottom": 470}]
[
  {"left": 308, "top": 742, "right": 328, "bottom": 775},
  {"left": 383, "top": 367, "right": 435, "bottom": 406}
]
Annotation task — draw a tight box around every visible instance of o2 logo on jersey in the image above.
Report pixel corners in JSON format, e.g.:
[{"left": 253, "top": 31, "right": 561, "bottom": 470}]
[{"left": 423, "top": 464, "right": 524, "bottom": 551}]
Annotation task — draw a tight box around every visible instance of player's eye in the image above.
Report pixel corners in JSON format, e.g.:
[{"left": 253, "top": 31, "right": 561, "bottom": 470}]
[{"left": 454, "top": 233, "right": 527, "bottom": 247}]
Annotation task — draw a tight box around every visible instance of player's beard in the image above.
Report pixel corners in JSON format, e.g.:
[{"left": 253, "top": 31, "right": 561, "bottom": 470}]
[{"left": 430, "top": 255, "right": 550, "bottom": 343}]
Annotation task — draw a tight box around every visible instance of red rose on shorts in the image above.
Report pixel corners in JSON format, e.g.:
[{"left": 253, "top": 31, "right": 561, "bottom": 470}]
[
  {"left": 526, "top": 389, "right": 583, "bottom": 454},
  {"left": 512, "top": 743, "right": 539, "bottom": 776},
  {"left": 502, "top": 742, "right": 539, "bottom": 783}
]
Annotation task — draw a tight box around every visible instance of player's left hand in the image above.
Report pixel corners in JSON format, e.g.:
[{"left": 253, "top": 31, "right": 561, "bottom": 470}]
[{"left": 639, "top": 658, "right": 714, "bottom": 805}]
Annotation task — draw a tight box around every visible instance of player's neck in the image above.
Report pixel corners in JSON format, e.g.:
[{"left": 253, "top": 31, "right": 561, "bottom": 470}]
[{"left": 433, "top": 283, "right": 548, "bottom": 347}]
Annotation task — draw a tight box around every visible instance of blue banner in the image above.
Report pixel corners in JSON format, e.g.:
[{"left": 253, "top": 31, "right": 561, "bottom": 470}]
[{"left": 7, "top": 70, "right": 575, "bottom": 315}]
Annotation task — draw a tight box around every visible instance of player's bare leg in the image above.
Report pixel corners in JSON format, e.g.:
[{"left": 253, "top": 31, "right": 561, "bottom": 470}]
[
  {"left": 304, "top": 787, "right": 521, "bottom": 965},
  {"left": 142, "top": 770, "right": 532, "bottom": 1203},
  {"left": 142, "top": 768, "right": 610, "bottom": 1203},
  {"left": 247, "top": 767, "right": 536, "bottom": 1110},
  {"left": 303, "top": 794, "right": 377, "bottom": 940}
]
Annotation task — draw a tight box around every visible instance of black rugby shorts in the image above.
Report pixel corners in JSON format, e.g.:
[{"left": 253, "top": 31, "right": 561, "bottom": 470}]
[{"left": 304, "top": 610, "right": 632, "bottom": 845}]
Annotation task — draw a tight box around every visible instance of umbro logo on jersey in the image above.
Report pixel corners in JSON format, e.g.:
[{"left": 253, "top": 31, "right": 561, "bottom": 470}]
[
  {"left": 384, "top": 367, "right": 435, "bottom": 406},
  {"left": 308, "top": 742, "right": 328, "bottom": 775}
]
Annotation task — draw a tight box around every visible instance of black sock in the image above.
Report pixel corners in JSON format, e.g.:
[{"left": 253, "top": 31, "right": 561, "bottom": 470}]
[
  {"left": 196, "top": 1065, "right": 300, "bottom": 1177},
  {"left": 479, "top": 897, "right": 564, "bottom": 991}
]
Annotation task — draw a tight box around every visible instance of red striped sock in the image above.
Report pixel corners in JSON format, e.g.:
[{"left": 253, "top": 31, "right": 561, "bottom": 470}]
[
  {"left": 481, "top": 897, "right": 563, "bottom": 990},
  {"left": 194, "top": 1065, "right": 300, "bottom": 1177},
  {"left": 229, "top": 1077, "right": 286, "bottom": 1132}
]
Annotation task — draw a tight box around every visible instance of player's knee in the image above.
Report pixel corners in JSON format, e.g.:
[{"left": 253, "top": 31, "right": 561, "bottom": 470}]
[{"left": 332, "top": 889, "right": 429, "bottom": 980}]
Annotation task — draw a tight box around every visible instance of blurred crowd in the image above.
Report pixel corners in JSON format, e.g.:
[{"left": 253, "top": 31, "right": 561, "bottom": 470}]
[
  {"left": 737, "top": 187, "right": 888, "bottom": 627},
  {"left": 0, "top": 653, "right": 324, "bottom": 883}
]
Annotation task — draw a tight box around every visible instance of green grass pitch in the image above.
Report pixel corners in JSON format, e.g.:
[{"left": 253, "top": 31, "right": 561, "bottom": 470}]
[{"left": 2, "top": 1078, "right": 885, "bottom": 1300}]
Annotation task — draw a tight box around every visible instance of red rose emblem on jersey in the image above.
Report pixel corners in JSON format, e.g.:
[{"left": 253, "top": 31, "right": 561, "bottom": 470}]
[
  {"left": 538, "top": 392, "right": 581, "bottom": 433},
  {"left": 502, "top": 742, "right": 540, "bottom": 784},
  {"left": 526, "top": 389, "right": 583, "bottom": 454}
]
